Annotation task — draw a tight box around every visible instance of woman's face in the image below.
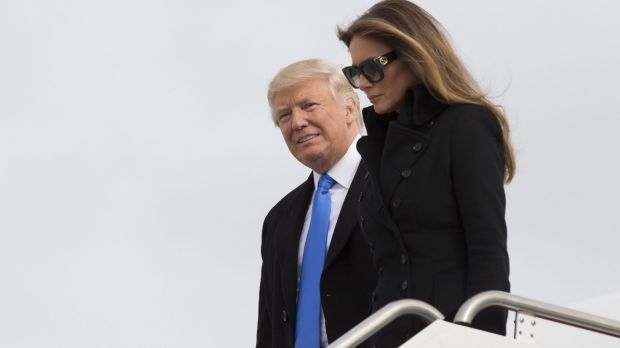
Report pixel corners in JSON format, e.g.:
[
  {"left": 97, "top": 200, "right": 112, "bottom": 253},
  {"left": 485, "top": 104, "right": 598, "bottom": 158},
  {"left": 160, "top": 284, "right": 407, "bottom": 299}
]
[{"left": 349, "top": 35, "right": 417, "bottom": 114}]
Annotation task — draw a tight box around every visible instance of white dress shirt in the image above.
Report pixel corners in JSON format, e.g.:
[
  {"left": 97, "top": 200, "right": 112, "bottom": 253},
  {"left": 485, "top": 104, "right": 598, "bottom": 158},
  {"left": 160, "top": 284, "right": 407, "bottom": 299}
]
[{"left": 297, "top": 136, "right": 361, "bottom": 347}]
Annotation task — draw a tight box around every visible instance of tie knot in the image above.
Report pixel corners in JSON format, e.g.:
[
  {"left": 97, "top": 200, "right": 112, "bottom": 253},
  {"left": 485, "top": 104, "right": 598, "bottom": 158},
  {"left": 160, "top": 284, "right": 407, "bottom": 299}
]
[{"left": 317, "top": 174, "right": 336, "bottom": 193}]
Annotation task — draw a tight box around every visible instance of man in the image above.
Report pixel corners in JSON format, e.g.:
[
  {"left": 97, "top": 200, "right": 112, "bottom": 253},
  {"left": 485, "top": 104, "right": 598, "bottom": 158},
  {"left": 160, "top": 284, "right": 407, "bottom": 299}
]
[{"left": 256, "top": 59, "right": 376, "bottom": 348}]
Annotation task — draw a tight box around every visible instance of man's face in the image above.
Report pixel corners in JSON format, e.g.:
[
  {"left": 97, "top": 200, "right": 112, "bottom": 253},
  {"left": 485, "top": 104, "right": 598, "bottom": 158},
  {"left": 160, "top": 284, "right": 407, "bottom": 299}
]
[{"left": 273, "top": 77, "right": 356, "bottom": 173}]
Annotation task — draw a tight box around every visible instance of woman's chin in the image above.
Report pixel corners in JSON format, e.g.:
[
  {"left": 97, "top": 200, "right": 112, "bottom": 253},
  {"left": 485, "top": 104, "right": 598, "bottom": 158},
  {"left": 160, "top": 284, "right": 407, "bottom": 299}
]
[{"left": 372, "top": 103, "right": 395, "bottom": 115}]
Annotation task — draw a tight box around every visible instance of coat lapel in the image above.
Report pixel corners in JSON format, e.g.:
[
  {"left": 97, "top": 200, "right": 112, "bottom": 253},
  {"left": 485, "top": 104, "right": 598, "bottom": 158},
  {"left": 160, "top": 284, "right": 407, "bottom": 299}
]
[
  {"left": 357, "top": 134, "right": 403, "bottom": 236},
  {"left": 358, "top": 108, "right": 392, "bottom": 212},
  {"left": 276, "top": 174, "right": 314, "bottom": 334},
  {"left": 380, "top": 124, "right": 430, "bottom": 204},
  {"left": 324, "top": 164, "right": 365, "bottom": 268},
  {"left": 379, "top": 84, "right": 446, "bottom": 203}
]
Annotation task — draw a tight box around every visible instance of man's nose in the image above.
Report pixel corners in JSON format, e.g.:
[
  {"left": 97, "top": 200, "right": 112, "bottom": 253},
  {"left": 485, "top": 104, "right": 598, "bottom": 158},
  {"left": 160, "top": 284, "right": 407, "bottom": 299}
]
[{"left": 291, "top": 110, "right": 308, "bottom": 130}]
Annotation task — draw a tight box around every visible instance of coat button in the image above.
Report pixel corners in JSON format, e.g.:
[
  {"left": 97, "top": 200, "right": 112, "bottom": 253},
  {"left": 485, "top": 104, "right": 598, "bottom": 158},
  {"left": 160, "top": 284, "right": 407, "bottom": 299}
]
[
  {"left": 401, "top": 169, "right": 412, "bottom": 178},
  {"left": 282, "top": 310, "right": 288, "bottom": 322},
  {"left": 401, "top": 280, "right": 408, "bottom": 290},
  {"left": 428, "top": 120, "right": 435, "bottom": 127},
  {"left": 358, "top": 191, "right": 364, "bottom": 202},
  {"left": 401, "top": 253, "right": 407, "bottom": 264},
  {"left": 392, "top": 198, "right": 401, "bottom": 209},
  {"left": 412, "top": 143, "right": 423, "bottom": 152}
]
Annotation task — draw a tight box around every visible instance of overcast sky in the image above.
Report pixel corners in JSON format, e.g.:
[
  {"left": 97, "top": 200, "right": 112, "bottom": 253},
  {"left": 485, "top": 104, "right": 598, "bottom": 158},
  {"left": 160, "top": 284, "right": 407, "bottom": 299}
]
[{"left": 1, "top": 1, "right": 619, "bottom": 347}]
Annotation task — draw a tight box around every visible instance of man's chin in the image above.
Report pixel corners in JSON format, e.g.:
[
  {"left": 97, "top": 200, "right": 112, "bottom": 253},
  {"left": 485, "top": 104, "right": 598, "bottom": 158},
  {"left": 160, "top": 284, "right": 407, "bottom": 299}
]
[{"left": 298, "top": 152, "right": 329, "bottom": 172}]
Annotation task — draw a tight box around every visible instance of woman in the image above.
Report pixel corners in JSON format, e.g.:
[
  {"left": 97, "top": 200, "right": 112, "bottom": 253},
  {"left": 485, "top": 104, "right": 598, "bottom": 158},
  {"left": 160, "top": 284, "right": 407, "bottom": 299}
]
[{"left": 337, "top": 1, "right": 515, "bottom": 346}]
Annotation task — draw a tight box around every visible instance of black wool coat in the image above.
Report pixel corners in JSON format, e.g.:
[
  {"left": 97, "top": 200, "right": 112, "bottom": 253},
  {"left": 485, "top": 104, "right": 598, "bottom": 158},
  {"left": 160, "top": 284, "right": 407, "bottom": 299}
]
[
  {"left": 256, "top": 166, "right": 377, "bottom": 348},
  {"left": 356, "top": 84, "right": 510, "bottom": 347}
]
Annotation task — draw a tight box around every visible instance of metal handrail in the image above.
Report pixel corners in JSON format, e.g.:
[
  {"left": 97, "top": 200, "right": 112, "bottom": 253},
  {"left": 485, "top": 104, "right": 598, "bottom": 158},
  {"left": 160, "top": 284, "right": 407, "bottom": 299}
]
[
  {"left": 327, "top": 299, "right": 444, "bottom": 348},
  {"left": 454, "top": 290, "right": 620, "bottom": 338}
]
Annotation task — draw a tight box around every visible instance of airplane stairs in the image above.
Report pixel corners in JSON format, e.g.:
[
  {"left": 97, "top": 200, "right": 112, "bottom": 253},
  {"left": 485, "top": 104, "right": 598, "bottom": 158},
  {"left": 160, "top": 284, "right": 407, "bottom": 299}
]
[{"left": 327, "top": 291, "right": 620, "bottom": 348}]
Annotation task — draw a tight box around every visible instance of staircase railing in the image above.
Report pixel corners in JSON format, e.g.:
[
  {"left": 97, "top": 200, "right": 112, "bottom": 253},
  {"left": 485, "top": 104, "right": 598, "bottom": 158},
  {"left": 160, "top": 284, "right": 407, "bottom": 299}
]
[
  {"left": 326, "top": 299, "right": 444, "bottom": 348},
  {"left": 454, "top": 290, "right": 620, "bottom": 338},
  {"left": 327, "top": 291, "right": 620, "bottom": 348}
]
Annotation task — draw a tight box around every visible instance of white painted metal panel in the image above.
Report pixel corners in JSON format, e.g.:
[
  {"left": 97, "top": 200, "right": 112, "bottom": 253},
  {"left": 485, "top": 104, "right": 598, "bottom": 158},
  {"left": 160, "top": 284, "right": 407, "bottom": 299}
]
[{"left": 400, "top": 321, "right": 546, "bottom": 348}]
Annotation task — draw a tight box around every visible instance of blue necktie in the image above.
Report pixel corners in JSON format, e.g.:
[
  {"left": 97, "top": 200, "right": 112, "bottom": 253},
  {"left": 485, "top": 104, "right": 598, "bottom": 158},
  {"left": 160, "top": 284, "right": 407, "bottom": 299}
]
[{"left": 295, "top": 174, "right": 336, "bottom": 348}]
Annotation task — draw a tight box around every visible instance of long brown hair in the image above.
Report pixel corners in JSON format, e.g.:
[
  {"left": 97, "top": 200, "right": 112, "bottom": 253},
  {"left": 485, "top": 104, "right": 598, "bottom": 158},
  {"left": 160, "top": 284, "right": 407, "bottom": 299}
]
[{"left": 338, "top": 0, "right": 515, "bottom": 182}]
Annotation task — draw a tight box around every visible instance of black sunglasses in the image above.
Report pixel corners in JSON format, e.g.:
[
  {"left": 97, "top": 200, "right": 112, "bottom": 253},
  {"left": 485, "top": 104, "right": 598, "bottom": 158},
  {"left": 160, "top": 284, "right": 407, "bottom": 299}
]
[{"left": 342, "top": 51, "right": 398, "bottom": 88}]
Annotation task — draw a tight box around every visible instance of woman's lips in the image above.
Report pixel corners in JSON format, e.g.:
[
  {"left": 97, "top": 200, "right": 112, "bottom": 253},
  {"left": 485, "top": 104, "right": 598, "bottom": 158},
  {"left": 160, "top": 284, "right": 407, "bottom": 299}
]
[{"left": 368, "top": 94, "right": 381, "bottom": 103}]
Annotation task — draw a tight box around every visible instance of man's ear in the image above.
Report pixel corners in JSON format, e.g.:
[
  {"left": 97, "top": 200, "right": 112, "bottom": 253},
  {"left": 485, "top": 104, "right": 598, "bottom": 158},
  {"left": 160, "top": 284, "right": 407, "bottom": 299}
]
[{"left": 344, "top": 97, "right": 357, "bottom": 126}]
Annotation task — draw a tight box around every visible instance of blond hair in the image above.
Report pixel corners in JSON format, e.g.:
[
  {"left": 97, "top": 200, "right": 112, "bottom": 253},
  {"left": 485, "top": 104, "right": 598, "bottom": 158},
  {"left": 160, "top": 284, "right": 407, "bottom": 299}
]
[
  {"left": 338, "top": 0, "right": 515, "bottom": 182},
  {"left": 268, "top": 59, "right": 362, "bottom": 129}
]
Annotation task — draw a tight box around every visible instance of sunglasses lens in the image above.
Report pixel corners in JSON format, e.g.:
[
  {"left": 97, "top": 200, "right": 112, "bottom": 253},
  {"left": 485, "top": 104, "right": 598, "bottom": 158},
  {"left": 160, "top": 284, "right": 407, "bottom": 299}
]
[
  {"left": 360, "top": 61, "right": 383, "bottom": 83},
  {"left": 342, "top": 67, "right": 360, "bottom": 88}
]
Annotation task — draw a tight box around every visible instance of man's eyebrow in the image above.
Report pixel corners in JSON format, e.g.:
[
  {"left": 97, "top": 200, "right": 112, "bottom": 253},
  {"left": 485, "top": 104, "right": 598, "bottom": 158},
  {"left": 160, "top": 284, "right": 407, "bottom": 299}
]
[
  {"left": 274, "top": 105, "right": 291, "bottom": 114},
  {"left": 274, "top": 96, "right": 317, "bottom": 114},
  {"left": 296, "top": 97, "right": 315, "bottom": 106}
]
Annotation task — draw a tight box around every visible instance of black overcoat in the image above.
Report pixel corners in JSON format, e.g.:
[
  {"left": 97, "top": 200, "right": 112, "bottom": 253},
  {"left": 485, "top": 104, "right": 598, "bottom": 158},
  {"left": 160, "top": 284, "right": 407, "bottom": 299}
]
[
  {"left": 356, "top": 85, "right": 510, "bottom": 347},
  {"left": 256, "top": 166, "right": 377, "bottom": 347}
]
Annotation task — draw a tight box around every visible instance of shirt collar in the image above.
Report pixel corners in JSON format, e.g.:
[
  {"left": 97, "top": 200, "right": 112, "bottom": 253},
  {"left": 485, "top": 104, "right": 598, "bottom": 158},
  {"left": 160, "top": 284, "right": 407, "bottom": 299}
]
[{"left": 312, "top": 135, "right": 361, "bottom": 190}]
